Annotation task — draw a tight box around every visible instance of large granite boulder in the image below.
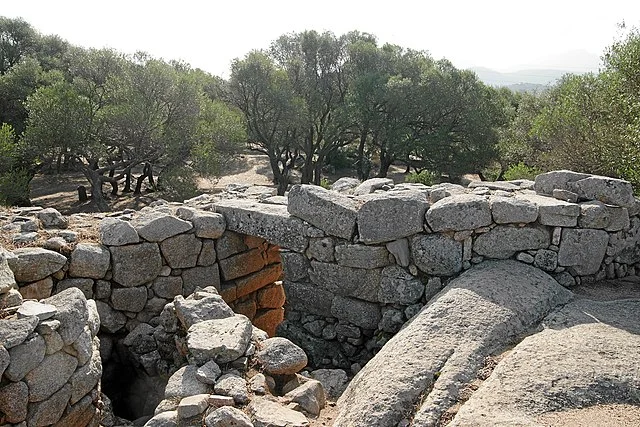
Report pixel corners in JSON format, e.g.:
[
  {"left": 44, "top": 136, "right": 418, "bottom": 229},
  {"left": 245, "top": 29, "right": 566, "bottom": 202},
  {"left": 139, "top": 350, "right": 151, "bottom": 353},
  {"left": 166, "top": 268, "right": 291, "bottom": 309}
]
[
  {"left": 110, "top": 242, "right": 163, "bottom": 287},
  {"left": 426, "top": 194, "right": 491, "bottom": 232},
  {"left": 335, "top": 261, "right": 572, "bottom": 427}
]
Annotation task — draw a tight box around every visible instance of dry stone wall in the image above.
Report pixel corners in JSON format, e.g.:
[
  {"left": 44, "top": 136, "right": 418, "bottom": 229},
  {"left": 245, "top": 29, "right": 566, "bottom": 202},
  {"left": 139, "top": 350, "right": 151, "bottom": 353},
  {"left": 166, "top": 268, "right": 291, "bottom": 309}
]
[
  {"left": 0, "top": 249, "right": 102, "bottom": 427},
  {"left": 2, "top": 169, "right": 640, "bottom": 423},
  {"left": 210, "top": 170, "right": 640, "bottom": 370}
]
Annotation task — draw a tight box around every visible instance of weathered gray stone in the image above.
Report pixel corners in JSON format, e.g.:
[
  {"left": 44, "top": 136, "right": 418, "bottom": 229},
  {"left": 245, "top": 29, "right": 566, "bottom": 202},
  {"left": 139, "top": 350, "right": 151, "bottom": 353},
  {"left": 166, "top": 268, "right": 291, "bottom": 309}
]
[
  {"left": 205, "top": 406, "right": 253, "bottom": 427},
  {"left": 187, "top": 315, "right": 252, "bottom": 364},
  {"left": 411, "top": 234, "right": 462, "bottom": 276},
  {"left": 110, "top": 242, "right": 163, "bottom": 287},
  {"left": 174, "top": 293, "right": 235, "bottom": 330},
  {"left": 306, "top": 237, "right": 335, "bottom": 263},
  {"left": 56, "top": 278, "right": 93, "bottom": 299},
  {"left": 134, "top": 211, "right": 193, "bottom": 242},
  {"left": 552, "top": 188, "right": 578, "bottom": 203},
  {"left": 284, "top": 379, "right": 326, "bottom": 416},
  {"left": 334, "top": 244, "right": 389, "bottom": 269},
  {"left": 606, "top": 205, "right": 630, "bottom": 232},
  {"left": 288, "top": 184, "right": 358, "bottom": 240},
  {"left": 248, "top": 397, "right": 309, "bottom": 427},
  {"left": 0, "top": 287, "right": 21, "bottom": 308},
  {"left": 215, "top": 199, "right": 308, "bottom": 252},
  {"left": 99, "top": 217, "right": 139, "bottom": 246},
  {"left": 18, "top": 277, "right": 54, "bottom": 300},
  {"left": 331, "top": 295, "right": 380, "bottom": 329},
  {"left": 43, "top": 287, "right": 89, "bottom": 345},
  {"left": 198, "top": 239, "right": 217, "bottom": 266},
  {"left": 358, "top": 191, "right": 429, "bottom": 244},
  {"left": 4, "top": 334, "right": 45, "bottom": 381},
  {"left": 534, "top": 170, "right": 591, "bottom": 195},
  {"left": 36, "top": 207, "right": 68, "bottom": 229},
  {"left": 353, "top": 177, "right": 394, "bottom": 195},
  {"left": 521, "top": 194, "right": 581, "bottom": 226},
  {"left": 152, "top": 276, "right": 183, "bottom": 299},
  {"left": 25, "top": 351, "right": 78, "bottom": 402},
  {"left": 281, "top": 252, "right": 310, "bottom": 282},
  {"left": 16, "top": 301, "right": 56, "bottom": 321},
  {"left": 0, "top": 249, "right": 16, "bottom": 294},
  {"left": 0, "top": 315, "right": 38, "bottom": 349},
  {"left": 256, "top": 337, "right": 308, "bottom": 375},
  {"left": 164, "top": 365, "right": 213, "bottom": 399},
  {"left": 215, "top": 231, "right": 248, "bottom": 260},
  {"left": 311, "top": 369, "right": 349, "bottom": 399},
  {"left": 534, "top": 249, "right": 558, "bottom": 272},
  {"left": 570, "top": 175, "right": 636, "bottom": 207},
  {"left": 386, "top": 238, "right": 410, "bottom": 267},
  {"left": 68, "top": 243, "right": 110, "bottom": 279},
  {"left": 578, "top": 200, "right": 610, "bottom": 228},
  {"left": 192, "top": 212, "right": 226, "bottom": 239},
  {"left": 8, "top": 248, "right": 67, "bottom": 283},
  {"left": 449, "top": 299, "right": 640, "bottom": 426},
  {"left": 182, "top": 265, "right": 221, "bottom": 295},
  {"left": 283, "top": 281, "right": 334, "bottom": 317},
  {"left": 558, "top": 228, "right": 609, "bottom": 275},
  {"left": 160, "top": 233, "right": 202, "bottom": 269},
  {"left": 177, "top": 394, "right": 209, "bottom": 419},
  {"left": 28, "top": 383, "right": 71, "bottom": 426},
  {"left": 145, "top": 410, "right": 178, "bottom": 427},
  {"left": 0, "top": 345, "right": 8, "bottom": 378},
  {"left": 335, "top": 261, "right": 572, "bottom": 427},
  {"left": 0, "top": 381, "right": 28, "bottom": 423},
  {"left": 69, "top": 347, "right": 101, "bottom": 404},
  {"left": 195, "top": 360, "right": 221, "bottom": 384},
  {"left": 111, "top": 286, "right": 148, "bottom": 312},
  {"left": 95, "top": 300, "right": 127, "bottom": 333},
  {"left": 473, "top": 225, "right": 550, "bottom": 259},
  {"left": 490, "top": 195, "right": 538, "bottom": 224},
  {"left": 54, "top": 393, "right": 98, "bottom": 427},
  {"left": 214, "top": 374, "right": 249, "bottom": 404},
  {"left": 379, "top": 266, "right": 424, "bottom": 304},
  {"left": 309, "top": 261, "right": 381, "bottom": 302},
  {"left": 426, "top": 194, "right": 491, "bottom": 232},
  {"left": 331, "top": 177, "right": 361, "bottom": 193}
]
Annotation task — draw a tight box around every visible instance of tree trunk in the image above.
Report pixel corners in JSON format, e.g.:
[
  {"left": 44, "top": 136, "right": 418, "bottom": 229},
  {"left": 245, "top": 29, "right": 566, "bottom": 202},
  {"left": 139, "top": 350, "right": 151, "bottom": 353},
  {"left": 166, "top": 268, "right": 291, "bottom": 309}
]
[
  {"left": 83, "top": 168, "right": 109, "bottom": 212},
  {"left": 377, "top": 153, "right": 393, "bottom": 178},
  {"left": 268, "top": 156, "right": 288, "bottom": 196},
  {"left": 356, "top": 130, "right": 368, "bottom": 180},
  {"left": 312, "top": 156, "right": 324, "bottom": 186},
  {"left": 123, "top": 171, "right": 132, "bottom": 193}
]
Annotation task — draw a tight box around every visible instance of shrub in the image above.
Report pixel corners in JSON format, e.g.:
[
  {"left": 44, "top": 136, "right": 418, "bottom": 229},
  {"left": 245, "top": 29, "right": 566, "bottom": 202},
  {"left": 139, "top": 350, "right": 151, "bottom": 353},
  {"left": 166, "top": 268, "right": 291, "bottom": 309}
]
[
  {"left": 502, "top": 162, "right": 543, "bottom": 181},
  {"left": 406, "top": 170, "right": 438, "bottom": 186}
]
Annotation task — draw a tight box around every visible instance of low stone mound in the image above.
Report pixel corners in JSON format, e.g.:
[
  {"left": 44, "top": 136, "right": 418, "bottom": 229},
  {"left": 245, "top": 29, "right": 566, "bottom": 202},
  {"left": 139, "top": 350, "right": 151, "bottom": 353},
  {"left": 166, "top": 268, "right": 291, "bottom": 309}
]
[
  {"left": 334, "top": 260, "right": 572, "bottom": 426},
  {"left": 448, "top": 298, "right": 640, "bottom": 426}
]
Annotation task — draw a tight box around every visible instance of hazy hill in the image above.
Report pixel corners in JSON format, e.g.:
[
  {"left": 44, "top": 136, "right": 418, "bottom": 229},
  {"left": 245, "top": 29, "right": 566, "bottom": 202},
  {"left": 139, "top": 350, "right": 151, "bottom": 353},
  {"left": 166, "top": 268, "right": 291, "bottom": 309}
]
[{"left": 471, "top": 67, "right": 569, "bottom": 88}]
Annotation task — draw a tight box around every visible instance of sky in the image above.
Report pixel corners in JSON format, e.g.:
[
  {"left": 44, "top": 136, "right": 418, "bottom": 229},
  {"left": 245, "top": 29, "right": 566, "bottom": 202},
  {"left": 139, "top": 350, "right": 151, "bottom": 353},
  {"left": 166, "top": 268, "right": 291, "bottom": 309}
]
[{"left": 3, "top": 0, "right": 640, "bottom": 77}]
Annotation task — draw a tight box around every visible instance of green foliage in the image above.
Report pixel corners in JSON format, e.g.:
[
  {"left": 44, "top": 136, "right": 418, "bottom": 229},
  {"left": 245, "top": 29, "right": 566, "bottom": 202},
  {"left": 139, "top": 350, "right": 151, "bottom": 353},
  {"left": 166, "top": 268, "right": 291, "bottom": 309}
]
[
  {"left": 405, "top": 170, "right": 438, "bottom": 186},
  {"left": 192, "top": 99, "right": 246, "bottom": 176},
  {"left": 0, "top": 123, "right": 30, "bottom": 206},
  {"left": 156, "top": 165, "right": 200, "bottom": 202},
  {"left": 319, "top": 178, "right": 332, "bottom": 190},
  {"left": 502, "top": 162, "right": 543, "bottom": 181}
]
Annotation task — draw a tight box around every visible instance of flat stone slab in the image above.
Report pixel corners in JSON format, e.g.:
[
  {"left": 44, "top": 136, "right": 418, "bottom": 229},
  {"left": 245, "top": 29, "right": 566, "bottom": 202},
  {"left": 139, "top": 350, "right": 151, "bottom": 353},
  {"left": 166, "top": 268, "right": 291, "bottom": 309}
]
[
  {"left": 288, "top": 184, "right": 358, "bottom": 240},
  {"left": 215, "top": 199, "right": 308, "bottom": 252},
  {"left": 449, "top": 299, "right": 640, "bottom": 426},
  {"left": 335, "top": 260, "right": 572, "bottom": 427}
]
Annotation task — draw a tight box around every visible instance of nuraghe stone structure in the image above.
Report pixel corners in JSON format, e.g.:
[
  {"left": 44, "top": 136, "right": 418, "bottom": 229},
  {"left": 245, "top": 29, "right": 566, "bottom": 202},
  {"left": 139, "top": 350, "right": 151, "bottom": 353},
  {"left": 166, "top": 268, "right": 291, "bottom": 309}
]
[{"left": 1, "top": 169, "right": 640, "bottom": 425}]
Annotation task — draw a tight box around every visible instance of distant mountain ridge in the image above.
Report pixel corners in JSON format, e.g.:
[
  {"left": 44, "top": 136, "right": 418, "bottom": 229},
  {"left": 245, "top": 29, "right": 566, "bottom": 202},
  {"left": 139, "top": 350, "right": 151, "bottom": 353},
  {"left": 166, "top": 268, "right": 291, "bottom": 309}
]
[{"left": 470, "top": 67, "right": 571, "bottom": 90}]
